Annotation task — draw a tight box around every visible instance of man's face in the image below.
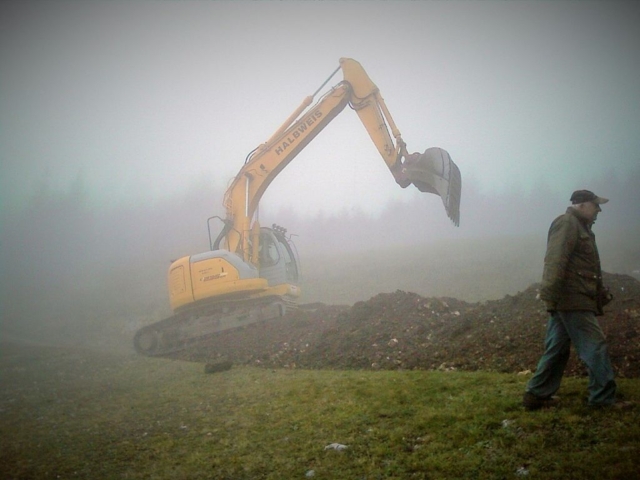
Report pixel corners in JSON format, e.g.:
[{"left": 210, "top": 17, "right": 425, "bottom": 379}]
[{"left": 583, "top": 201, "right": 602, "bottom": 223}]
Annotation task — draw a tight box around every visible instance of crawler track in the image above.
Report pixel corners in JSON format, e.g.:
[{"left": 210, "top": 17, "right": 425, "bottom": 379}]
[{"left": 133, "top": 297, "right": 293, "bottom": 356}]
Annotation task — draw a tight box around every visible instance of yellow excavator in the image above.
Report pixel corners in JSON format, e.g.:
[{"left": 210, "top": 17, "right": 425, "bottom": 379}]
[{"left": 134, "top": 58, "right": 461, "bottom": 356}]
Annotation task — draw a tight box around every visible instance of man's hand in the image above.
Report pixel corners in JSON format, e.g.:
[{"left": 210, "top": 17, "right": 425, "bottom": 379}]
[
  {"left": 598, "top": 286, "right": 614, "bottom": 307},
  {"left": 536, "top": 291, "right": 557, "bottom": 312}
]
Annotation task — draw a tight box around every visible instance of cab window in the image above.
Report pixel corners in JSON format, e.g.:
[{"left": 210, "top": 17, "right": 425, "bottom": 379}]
[{"left": 259, "top": 233, "right": 280, "bottom": 267}]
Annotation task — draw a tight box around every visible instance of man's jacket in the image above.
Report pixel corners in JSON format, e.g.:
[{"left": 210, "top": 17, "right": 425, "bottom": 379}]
[{"left": 539, "top": 207, "right": 606, "bottom": 314}]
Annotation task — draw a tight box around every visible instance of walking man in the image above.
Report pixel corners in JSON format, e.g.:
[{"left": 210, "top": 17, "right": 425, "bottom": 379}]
[{"left": 523, "top": 189, "right": 622, "bottom": 410}]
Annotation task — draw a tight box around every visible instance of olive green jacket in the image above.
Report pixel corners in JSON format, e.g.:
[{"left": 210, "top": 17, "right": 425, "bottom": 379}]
[{"left": 539, "top": 207, "right": 605, "bottom": 315}]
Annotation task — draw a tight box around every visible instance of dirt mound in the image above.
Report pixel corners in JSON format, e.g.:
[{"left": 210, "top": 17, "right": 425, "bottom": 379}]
[{"left": 167, "top": 273, "right": 640, "bottom": 377}]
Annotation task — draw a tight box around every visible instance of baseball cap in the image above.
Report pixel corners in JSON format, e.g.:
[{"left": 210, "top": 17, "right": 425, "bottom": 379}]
[{"left": 570, "top": 190, "right": 609, "bottom": 205}]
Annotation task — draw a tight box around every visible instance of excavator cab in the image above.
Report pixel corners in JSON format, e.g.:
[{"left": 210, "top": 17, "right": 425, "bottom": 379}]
[{"left": 257, "top": 226, "right": 300, "bottom": 285}]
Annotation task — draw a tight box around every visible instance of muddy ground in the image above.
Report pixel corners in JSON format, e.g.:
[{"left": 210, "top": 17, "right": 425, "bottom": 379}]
[{"left": 165, "top": 272, "right": 640, "bottom": 378}]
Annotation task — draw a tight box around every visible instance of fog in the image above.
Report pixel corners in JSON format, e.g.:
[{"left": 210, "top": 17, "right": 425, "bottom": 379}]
[
  {"left": 2, "top": 1, "right": 640, "bottom": 215},
  {"left": 1, "top": 1, "right": 639, "bottom": 351},
  {"left": 1, "top": 167, "right": 639, "bottom": 351}
]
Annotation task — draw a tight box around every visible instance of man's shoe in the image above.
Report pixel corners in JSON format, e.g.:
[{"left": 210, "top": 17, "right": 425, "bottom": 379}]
[
  {"left": 590, "top": 400, "right": 636, "bottom": 410},
  {"left": 523, "top": 392, "right": 559, "bottom": 411},
  {"left": 612, "top": 400, "right": 636, "bottom": 410}
]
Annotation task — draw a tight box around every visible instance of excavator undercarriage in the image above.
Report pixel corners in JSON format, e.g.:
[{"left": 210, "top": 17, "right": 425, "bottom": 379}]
[{"left": 133, "top": 296, "right": 294, "bottom": 356}]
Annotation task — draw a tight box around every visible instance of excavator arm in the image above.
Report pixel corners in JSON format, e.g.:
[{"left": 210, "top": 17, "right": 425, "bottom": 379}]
[
  {"left": 222, "top": 58, "right": 461, "bottom": 264},
  {"left": 340, "top": 58, "right": 409, "bottom": 183}
]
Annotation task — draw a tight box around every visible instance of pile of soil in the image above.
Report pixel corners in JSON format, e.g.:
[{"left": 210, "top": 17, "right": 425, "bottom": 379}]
[{"left": 167, "top": 272, "right": 640, "bottom": 377}]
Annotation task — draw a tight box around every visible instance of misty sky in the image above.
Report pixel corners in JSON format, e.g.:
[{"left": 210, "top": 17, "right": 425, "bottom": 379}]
[{"left": 2, "top": 0, "right": 639, "bottom": 218}]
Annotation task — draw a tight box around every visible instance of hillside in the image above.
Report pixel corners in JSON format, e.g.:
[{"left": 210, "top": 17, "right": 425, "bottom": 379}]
[{"left": 166, "top": 272, "right": 640, "bottom": 377}]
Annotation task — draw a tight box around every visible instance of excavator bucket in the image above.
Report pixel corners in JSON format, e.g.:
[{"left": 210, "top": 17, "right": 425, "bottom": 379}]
[{"left": 402, "top": 147, "right": 461, "bottom": 226}]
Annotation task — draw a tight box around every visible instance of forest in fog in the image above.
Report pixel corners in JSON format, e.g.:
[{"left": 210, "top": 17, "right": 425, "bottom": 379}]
[{"left": 1, "top": 167, "right": 639, "bottom": 351}]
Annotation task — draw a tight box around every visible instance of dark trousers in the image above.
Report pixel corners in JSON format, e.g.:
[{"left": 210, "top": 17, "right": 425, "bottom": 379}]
[{"left": 526, "top": 310, "right": 616, "bottom": 406}]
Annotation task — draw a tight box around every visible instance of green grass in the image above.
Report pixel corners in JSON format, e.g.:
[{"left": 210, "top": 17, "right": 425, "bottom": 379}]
[{"left": 1, "top": 344, "right": 639, "bottom": 479}]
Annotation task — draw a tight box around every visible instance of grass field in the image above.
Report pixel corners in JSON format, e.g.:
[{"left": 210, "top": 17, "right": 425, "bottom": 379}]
[{"left": 1, "top": 343, "right": 639, "bottom": 479}]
